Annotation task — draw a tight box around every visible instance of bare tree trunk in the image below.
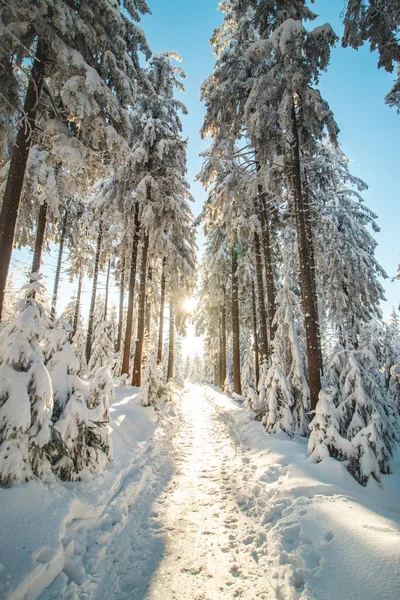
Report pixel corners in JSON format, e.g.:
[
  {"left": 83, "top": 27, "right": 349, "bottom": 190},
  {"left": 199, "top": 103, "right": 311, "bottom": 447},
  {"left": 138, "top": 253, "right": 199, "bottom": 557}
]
[
  {"left": 302, "top": 169, "right": 323, "bottom": 374},
  {"left": 220, "top": 291, "right": 227, "bottom": 389},
  {"left": 157, "top": 258, "right": 166, "bottom": 365},
  {"left": 86, "top": 222, "right": 103, "bottom": 363},
  {"left": 259, "top": 196, "right": 277, "bottom": 342},
  {"left": 290, "top": 103, "right": 321, "bottom": 411},
  {"left": 31, "top": 201, "right": 47, "bottom": 291},
  {"left": 145, "top": 265, "right": 152, "bottom": 336},
  {"left": 232, "top": 250, "right": 241, "bottom": 395},
  {"left": 252, "top": 281, "right": 260, "bottom": 389},
  {"left": 167, "top": 301, "right": 175, "bottom": 381},
  {"left": 73, "top": 271, "right": 82, "bottom": 338},
  {"left": 104, "top": 258, "right": 111, "bottom": 320},
  {"left": 122, "top": 205, "right": 140, "bottom": 375},
  {"left": 0, "top": 40, "right": 47, "bottom": 319},
  {"left": 116, "top": 250, "right": 125, "bottom": 353},
  {"left": 254, "top": 230, "right": 269, "bottom": 363},
  {"left": 51, "top": 209, "right": 68, "bottom": 318},
  {"left": 132, "top": 233, "right": 149, "bottom": 387}
]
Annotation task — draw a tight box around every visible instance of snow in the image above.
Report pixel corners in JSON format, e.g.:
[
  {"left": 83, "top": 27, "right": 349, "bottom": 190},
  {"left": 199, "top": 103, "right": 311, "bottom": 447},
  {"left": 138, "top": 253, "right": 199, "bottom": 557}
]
[
  {"left": 0, "top": 385, "right": 176, "bottom": 600},
  {"left": 1, "top": 384, "right": 399, "bottom": 599}
]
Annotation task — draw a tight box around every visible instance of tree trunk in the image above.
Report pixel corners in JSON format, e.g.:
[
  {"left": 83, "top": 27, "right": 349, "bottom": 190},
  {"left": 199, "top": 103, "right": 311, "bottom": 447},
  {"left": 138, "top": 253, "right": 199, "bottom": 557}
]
[
  {"left": 51, "top": 209, "right": 68, "bottom": 318},
  {"left": 302, "top": 169, "right": 323, "bottom": 374},
  {"left": 232, "top": 250, "right": 241, "bottom": 395},
  {"left": 290, "top": 103, "right": 321, "bottom": 411},
  {"left": 30, "top": 201, "right": 47, "bottom": 299},
  {"left": 259, "top": 195, "right": 277, "bottom": 342},
  {"left": 86, "top": 222, "right": 103, "bottom": 363},
  {"left": 132, "top": 233, "right": 149, "bottom": 387},
  {"left": 116, "top": 250, "right": 125, "bottom": 353},
  {"left": 73, "top": 271, "right": 82, "bottom": 338},
  {"left": 104, "top": 258, "right": 111, "bottom": 320},
  {"left": 122, "top": 205, "right": 140, "bottom": 376},
  {"left": 220, "top": 291, "right": 227, "bottom": 389},
  {"left": 0, "top": 40, "right": 48, "bottom": 319},
  {"left": 254, "top": 230, "right": 269, "bottom": 364},
  {"left": 145, "top": 265, "right": 152, "bottom": 336},
  {"left": 252, "top": 281, "right": 260, "bottom": 389},
  {"left": 157, "top": 258, "right": 166, "bottom": 365},
  {"left": 167, "top": 301, "right": 175, "bottom": 381}
]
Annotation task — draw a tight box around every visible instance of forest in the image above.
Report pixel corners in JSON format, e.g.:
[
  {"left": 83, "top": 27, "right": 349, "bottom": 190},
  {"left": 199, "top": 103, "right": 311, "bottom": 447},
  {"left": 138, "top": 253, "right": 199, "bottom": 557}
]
[{"left": 0, "top": 1, "right": 400, "bottom": 598}]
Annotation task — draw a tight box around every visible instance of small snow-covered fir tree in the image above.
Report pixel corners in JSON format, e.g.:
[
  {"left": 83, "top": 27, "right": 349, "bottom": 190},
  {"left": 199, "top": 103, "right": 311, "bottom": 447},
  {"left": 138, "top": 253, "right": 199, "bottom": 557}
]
[
  {"left": 174, "top": 336, "right": 185, "bottom": 387},
  {"left": 53, "top": 390, "right": 110, "bottom": 481},
  {"left": 261, "top": 354, "right": 294, "bottom": 436},
  {"left": 241, "top": 338, "right": 259, "bottom": 411},
  {"left": 309, "top": 345, "right": 398, "bottom": 485},
  {"left": 137, "top": 356, "right": 163, "bottom": 407},
  {"left": 71, "top": 324, "right": 87, "bottom": 378},
  {"left": 308, "top": 389, "right": 353, "bottom": 463},
  {"left": 0, "top": 279, "right": 53, "bottom": 485},
  {"left": 88, "top": 298, "right": 115, "bottom": 377},
  {"left": 43, "top": 324, "right": 84, "bottom": 419}
]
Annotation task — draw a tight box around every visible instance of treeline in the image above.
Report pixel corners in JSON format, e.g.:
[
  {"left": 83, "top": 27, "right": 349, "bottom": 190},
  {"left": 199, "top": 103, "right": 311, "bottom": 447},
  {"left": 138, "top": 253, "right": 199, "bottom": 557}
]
[{"left": 196, "top": 0, "right": 400, "bottom": 486}]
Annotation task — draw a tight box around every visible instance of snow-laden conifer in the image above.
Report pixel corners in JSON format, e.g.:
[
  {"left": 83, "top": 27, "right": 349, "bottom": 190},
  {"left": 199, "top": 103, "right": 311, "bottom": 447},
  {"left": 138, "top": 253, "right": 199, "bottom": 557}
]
[
  {"left": 137, "top": 357, "right": 163, "bottom": 408},
  {"left": 0, "top": 279, "right": 53, "bottom": 485},
  {"left": 261, "top": 354, "right": 294, "bottom": 436},
  {"left": 88, "top": 297, "right": 115, "bottom": 377},
  {"left": 309, "top": 345, "right": 398, "bottom": 485},
  {"left": 53, "top": 389, "right": 110, "bottom": 481},
  {"left": 43, "top": 324, "right": 85, "bottom": 420}
]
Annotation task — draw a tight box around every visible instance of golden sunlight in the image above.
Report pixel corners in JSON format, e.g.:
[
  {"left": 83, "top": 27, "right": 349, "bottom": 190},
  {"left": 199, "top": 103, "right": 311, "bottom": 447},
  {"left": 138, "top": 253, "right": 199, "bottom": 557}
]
[{"left": 184, "top": 297, "right": 197, "bottom": 314}]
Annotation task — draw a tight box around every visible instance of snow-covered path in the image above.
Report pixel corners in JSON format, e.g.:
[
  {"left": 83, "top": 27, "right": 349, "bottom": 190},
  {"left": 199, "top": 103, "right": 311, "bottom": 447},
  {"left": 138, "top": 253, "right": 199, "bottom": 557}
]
[{"left": 141, "top": 384, "right": 275, "bottom": 600}]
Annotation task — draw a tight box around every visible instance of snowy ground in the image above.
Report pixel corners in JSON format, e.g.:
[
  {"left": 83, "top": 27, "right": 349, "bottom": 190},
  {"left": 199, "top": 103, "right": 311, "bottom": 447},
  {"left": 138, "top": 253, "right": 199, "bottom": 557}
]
[{"left": 1, "top": 384, "right": 400, "bottom": 599}]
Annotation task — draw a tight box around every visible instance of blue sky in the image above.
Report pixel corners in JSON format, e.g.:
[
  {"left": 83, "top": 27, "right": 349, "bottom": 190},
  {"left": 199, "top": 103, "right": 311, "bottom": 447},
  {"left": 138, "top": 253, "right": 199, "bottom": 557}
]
[{"left": 141, "top": 0, "right": 399, "bottom": 320}]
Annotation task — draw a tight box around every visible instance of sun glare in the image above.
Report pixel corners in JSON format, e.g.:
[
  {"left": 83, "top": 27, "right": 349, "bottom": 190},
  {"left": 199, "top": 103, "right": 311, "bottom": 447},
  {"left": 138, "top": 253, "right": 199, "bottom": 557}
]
[{"left": 184, "top": 297, "right": 197, "bottom": 314}]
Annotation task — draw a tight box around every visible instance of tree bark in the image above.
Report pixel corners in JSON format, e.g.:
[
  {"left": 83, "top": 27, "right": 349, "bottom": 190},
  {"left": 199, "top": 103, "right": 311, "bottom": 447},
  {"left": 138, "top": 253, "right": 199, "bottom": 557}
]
[
  {"left": 259, "top": 195, "right": 277, "bottom": 342},
  {"left": 132, "top": 232, "right": 149, "bottom": 387},
  {"left": 116, "top": 250, "right": 125, "bottom": 353},
  {"left": 85, "top": 222, "right": 103, "bottom": 363},
  {"left": 73, "top": 271, "right": 82, "bottom": 338},
  {"left": 51, "top": 209, "right": 68, "bottom": 318},
  {"left": 121, "top": 205, "right": 140, "bottom": 375},
  {"left": 104, "top": 258, "right": 111, "bottom": 320},
  {"left": 255, "top": 159, "right": 277, "bottom": 343},
  {"left": 167, "top": 301, "right": 175, "bottom": 381},
  {"left": 254, "top": 230, "right": 269, "bottom": 363},
  {"left": 145, "top": 265, "right": 152, "bottom": 336},
  {"left": 0, "top": 40, "right": 48, "bottom": 319},
  {"left": 157, "top": 258, "right": 166, "bottom": 365},
  {"left": 252, "top": 281, "right": 260, "bottom": 389},
  {"left": 232, "top": 250, "right": 241, "bottom": 395},
  {"left": 31, "top": 201, "right": 47, "bottom": 276},
  {"left": 302, "top": 169, "right": 323, "bottom": 374},
  {"left": 290, "top": 103, "right": 321, "bottom": 411},
  {"left": 220, "top": 291, "right": 227, "bottom": 389}
]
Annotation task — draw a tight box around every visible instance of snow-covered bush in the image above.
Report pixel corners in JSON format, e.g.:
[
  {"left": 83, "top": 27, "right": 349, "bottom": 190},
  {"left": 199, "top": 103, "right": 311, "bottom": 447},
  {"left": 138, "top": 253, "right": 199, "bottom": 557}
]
[
  {"left": 53, "top": 390, "right": 110, "bottom": 481},
  {"left": 309, "top": 346, "right": 398, "bottom": 485},
  {"left": 0, "top": 296, "right": 53, "bottom": 485}
]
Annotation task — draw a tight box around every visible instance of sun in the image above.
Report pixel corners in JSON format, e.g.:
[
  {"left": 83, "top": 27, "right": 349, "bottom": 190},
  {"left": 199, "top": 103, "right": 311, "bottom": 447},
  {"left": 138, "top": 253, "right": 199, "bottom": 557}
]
[{"left": 184, "top": 297, "right": 197, "bottom": 314}]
